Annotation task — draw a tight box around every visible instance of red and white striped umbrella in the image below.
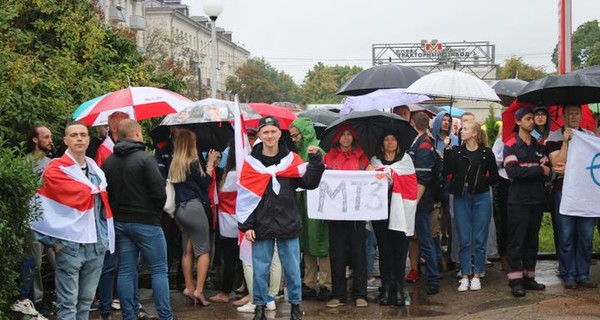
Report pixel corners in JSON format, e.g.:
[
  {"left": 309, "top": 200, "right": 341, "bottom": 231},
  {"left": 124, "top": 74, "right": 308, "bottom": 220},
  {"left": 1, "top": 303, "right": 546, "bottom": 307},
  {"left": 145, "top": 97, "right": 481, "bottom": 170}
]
[{"left": 73, "top": 87, "right": 193, "bottom": 126}]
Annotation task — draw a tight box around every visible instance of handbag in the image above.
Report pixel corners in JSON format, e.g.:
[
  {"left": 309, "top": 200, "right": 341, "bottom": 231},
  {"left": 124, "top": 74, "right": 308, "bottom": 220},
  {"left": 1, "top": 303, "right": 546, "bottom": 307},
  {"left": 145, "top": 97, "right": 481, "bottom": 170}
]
[{"left": 163, "top": 179, "right": 177, "bottom": 218}]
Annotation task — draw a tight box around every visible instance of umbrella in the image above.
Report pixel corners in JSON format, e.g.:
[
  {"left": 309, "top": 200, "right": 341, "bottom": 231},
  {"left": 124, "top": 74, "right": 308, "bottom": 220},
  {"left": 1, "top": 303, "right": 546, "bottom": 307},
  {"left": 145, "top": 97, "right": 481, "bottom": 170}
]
[
  {"left": 337, "top": 64, "right": 427, "bottom": 96},
  {"left": 295, "top": 108, "right": 340, "bottom": 140},
  {"left": 246, "top": 103, "right": 297, "bottom": 130},
  {"left": 340, "top": 88, "right": 429, "bottom": 115},
  {"left": 158, "top": 98, "right": 261, "bottom": 151},
  {"left": 441, "top": 105, "right": 465, "bottom": 117},
  {"left": 73, "top": 86, "right": 193, "bottom": 126},
  {"left": 405, "top": 70, "right": 501, "bottom": 103},
  {"left": 491, "top": 79, "right": 529, "bottom": 106},
  {"left": 516, "top": 69, "right": 600, "bottom": 106},
  {"left": 320, "top": 110, "right": 417, "bottom": 157}
]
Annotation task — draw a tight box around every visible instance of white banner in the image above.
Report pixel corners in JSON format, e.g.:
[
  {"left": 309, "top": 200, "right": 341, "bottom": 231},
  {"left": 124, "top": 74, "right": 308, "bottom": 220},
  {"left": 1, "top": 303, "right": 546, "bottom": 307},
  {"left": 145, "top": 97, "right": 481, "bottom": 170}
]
[
  {"left": 560, "top": 130, "right": 600, "bottom": 217},
  {"left": 307, "top": 170, "right": 388, "bottom": 221}
]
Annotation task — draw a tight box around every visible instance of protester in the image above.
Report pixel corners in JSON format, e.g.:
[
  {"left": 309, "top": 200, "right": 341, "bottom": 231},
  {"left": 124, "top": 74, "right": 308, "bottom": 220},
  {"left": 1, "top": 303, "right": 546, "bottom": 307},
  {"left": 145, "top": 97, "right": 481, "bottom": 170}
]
[
  {"left": 532, "top": 107, "right": 550, "bottom": 143},
  {"left": 31, "top": 121, "right": 113, "bottom": 320},
  {"left": 502, "top": 108, "right": 550, "bottom": 297},
  {"left": 547, "top": 105, "right": 598, "bottom": 289},
  {"left": 11, "top": 125, "right": 54, "bottom": 319},
  {"left": 167, "top": 130, "right": 219, "bottom": 306},
  {"left": 95, "top": 111, "right": 130, "bottom": 166},
  {"left": 371, "top": 131, "right": 417, "bottom": 306},
  {"left": 323, "top": 123, "right": 371, "bottom": 308},
  {"left": 392, "top": 105, "right": 411, "bottom": 121},
  {"left": 407, "top": 112, "right": 440, "bottom": 295},
  {"left": 102, "top": 119, "right": 175, "bottom": 320},
  {"left": 237, "top": 116, "right": 324, "bottom": 320},
  {"left": 289, "top": 118, "right": 331, "bottom": 301},
  {"left": 444, "top": 120, "right": 499, "bottom": 292}
]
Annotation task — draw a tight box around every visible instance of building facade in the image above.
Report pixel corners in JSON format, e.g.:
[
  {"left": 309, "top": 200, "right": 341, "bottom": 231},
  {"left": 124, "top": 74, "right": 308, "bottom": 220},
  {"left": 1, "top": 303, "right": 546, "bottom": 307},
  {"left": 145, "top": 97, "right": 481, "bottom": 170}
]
[
  {"left": 98, "top": 0, "right": 147, "bottom": 48},
  {"left": 144, "top": 0, "right": 250, "bottom": 100}
]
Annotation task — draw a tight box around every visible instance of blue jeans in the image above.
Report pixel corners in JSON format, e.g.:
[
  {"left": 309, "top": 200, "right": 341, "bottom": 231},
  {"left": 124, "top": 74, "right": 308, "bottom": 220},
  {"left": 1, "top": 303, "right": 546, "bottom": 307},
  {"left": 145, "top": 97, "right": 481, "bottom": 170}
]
[
  {"left": 55, "top": 244, "right": 105, "bottom": 320},
  {"left": 18, "top": 255, "right": 35, "bottom": 300},
  {"left": 365, "top": 228, "right": 377, "bottom": 277},
  {"left": 415, "top": 205, "right": 439, "bottom": 285},
  {"left": 554, "top": 191, "right": 596, "bottom": 281},
  {"left": 453, "top": 190, "right": 492, "bottom": 275},
  {"left": 115, "top": 223, "right": 172, "bottom": 320},
  {"left": 252, "top": 238, "right": 301, "bottom": 305}
]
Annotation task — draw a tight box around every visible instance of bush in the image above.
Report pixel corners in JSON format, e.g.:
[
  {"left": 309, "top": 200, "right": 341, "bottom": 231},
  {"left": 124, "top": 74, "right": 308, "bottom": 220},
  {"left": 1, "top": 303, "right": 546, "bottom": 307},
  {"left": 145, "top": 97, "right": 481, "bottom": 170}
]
[{"left": 0, "top": 140, "right": 41, "bottom": 319}]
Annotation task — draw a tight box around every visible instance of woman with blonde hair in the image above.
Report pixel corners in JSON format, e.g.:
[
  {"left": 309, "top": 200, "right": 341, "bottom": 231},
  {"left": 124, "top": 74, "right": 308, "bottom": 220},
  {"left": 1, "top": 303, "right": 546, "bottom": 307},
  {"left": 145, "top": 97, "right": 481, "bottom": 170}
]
[
  {"left": 169, "top": 129, "right": 220, "bottom": 306},
  {"left": 443, "top": 121, "right": 498, "bottom": 292}
]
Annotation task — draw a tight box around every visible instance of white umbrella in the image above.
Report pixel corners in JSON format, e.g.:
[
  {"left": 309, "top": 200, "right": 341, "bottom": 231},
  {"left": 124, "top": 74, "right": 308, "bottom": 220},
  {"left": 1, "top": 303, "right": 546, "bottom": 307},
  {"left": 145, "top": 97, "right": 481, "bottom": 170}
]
[
  {"left": 405, "top": 70, "right": 500, "bottom": 102},
  {"left": 340, "top": 88, "right": 429, "bottom": 115}
]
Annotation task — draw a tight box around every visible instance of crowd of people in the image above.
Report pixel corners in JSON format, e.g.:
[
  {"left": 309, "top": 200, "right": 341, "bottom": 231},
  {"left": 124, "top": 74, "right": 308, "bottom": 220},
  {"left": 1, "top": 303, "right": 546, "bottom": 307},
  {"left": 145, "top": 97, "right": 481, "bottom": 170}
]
[{"left": 11, "top": 102, "right": 600, "bottom": 320}]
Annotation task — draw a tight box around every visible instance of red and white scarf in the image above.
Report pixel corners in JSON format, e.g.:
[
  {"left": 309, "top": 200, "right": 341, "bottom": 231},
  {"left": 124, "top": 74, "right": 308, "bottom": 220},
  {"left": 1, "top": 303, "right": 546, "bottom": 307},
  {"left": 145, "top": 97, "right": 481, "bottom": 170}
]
[
  {"left": 236, "top": 152, "right": 307, "bottom": 225},
  {"left": 218, "top": 170, "right": 238, "bottom": 238},
  {"left": 31, "top": 151, "right": 115, "bottom": 253},
  {"left": 371, "top": 154, "right": 418, "bottom": 236}
]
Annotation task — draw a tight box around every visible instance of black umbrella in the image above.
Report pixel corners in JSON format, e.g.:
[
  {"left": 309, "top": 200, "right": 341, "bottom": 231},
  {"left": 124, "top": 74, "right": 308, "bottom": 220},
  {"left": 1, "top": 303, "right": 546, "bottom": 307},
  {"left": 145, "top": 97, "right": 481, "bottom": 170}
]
[
  {"left": 491, "top": 79, "right": 529, "bottom": 106},
  {"left": 320, "top": 110, "right": 417, "bottom": 157},
  {"left": 296, "top": 108, "right": 340, "bottom": 126},
  {"left": 517, "top": 70, "right": 600, "bottom": 106},
  {"left": 149, "top": 122, "right": 233, "bottom": 152},
  {"left": 337, "top": 64, "right": 427, "bottom": 96}
]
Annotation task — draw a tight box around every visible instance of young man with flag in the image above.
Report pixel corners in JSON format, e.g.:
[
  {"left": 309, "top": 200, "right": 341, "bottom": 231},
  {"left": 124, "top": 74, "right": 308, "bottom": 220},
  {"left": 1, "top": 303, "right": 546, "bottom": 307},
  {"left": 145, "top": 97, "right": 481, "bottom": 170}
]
[
  {"left": 31, "top": 121, "right": 114, "bottom": 320},
  {"left": 237, "top": 116, "right": 325, "bottom": 320}
]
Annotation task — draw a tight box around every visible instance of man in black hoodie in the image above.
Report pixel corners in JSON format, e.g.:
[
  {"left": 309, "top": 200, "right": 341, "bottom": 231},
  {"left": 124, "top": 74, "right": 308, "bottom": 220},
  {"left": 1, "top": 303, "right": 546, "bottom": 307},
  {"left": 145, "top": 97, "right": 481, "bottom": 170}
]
[{"left": 102, "top": 119, "right": 175, "bottom": 320}]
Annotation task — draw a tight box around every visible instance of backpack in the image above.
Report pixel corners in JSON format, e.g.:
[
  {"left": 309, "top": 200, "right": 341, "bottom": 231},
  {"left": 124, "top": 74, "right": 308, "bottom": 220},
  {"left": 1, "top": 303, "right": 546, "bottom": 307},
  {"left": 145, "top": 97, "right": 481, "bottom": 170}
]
[{"left": 423, "top": 138, "right": 445, "bottom": 203}]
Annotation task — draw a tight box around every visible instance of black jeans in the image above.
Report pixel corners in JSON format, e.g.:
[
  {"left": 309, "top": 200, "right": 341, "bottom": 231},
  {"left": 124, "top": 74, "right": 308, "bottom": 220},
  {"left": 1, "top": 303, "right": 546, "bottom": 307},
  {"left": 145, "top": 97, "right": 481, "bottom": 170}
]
[
  {"left": 218, "top": 237, "right": 240, "bottom": 293},
  {"left": 372, "top": 220, "right": 409, "bottom": 292},
  {"left": 506, "top": 204, "right": 544, "bottom": 280},
  {"left": 328, "top": 221, "right": 367, "bottom": 301}
]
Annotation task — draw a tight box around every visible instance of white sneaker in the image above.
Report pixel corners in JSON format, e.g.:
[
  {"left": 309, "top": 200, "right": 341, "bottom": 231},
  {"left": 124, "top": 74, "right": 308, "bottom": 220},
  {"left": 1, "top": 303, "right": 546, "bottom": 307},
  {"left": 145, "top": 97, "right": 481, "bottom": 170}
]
[
  {"left": 470, "top": 278, "right": 481, "bottom": 291},
  {"left": 457, "top": 279, "right": 469, "bottom": 292},
  {"left": 237, "top": 302, "right": 256, "bottom": 313},
  {"left": 11, "top": 299, "right": 39, "bottom": 316},
  {"left": 266, "top": 300, "right": 276, "bottom": 311}
]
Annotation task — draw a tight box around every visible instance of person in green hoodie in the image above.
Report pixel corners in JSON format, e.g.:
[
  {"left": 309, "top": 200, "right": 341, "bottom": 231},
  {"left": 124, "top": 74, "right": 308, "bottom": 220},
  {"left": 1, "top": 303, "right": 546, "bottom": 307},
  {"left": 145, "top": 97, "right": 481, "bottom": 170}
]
[{"left": 289, "top": 117, "right": 331, "bottom": 300}]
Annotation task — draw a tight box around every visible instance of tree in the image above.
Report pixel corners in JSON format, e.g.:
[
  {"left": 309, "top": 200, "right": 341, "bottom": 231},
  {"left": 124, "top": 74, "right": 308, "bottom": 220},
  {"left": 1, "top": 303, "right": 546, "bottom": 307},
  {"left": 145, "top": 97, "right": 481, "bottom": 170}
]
[
  {"left": 225, "top": 58, "right": 299, "bottom": 103},
  {"left": 552, "top": 20, "right": 600, "bottom": 69},
  {"left": 0, "top": 0, "right": 185, "bottom": 148},
  {"left": 498, "top": 56, "right": 547, "bottom": 81},
  {"left": 299, "top": 63, "right": 363, "bottom": 104}
]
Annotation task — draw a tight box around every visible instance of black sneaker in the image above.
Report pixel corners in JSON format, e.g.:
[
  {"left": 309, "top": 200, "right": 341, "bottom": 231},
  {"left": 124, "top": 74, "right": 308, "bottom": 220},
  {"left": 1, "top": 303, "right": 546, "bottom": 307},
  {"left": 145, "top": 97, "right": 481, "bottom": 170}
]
[
  {"left": 523, "top": 278, "right": 546, "bottom": 291},
  {"left": 509, "top": 281, "right": 526, "bottom": 297},
  {"left": 301, "top": 285, "right": 316, "bottom": 299},
  {"left": 316, "top": 286, "right": 331, "bottom": 301},
  {"left": 426, "top": 283, "right": 439, "bottom": 295},
  {"left": 576, "top": 278, "right": 598, "bottom": 288},
  {"left": 137, "top": 308, "right": 159, "bottom": 320}
]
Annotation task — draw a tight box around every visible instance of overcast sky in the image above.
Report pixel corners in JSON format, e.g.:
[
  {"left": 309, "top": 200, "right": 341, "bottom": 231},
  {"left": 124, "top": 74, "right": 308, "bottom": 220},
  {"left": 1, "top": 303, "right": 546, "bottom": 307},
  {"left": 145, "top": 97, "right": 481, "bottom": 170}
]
[{"left": 182, "top": 0, "right": 599, "bottom": 83}]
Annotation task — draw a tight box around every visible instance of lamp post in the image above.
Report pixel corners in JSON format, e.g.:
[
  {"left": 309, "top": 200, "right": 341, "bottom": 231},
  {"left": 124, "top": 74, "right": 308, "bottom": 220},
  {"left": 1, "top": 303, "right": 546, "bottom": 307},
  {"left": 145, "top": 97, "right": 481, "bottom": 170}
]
[{"left": 203, "top": 0, "right": 224, "bottom": 99}]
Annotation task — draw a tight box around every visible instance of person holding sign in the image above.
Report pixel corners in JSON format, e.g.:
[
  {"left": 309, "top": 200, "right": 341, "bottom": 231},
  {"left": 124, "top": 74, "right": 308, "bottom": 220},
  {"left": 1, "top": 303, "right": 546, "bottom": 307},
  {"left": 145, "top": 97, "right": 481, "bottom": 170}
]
[
  {"left": 237, "top": 116, "right": 325, "bottom": 320},
  {"left": 371, "top": 132, "right": 418, "bottom": 306},
  {"left": 323, "top": 124, "right": 372, "bottom": 308}
]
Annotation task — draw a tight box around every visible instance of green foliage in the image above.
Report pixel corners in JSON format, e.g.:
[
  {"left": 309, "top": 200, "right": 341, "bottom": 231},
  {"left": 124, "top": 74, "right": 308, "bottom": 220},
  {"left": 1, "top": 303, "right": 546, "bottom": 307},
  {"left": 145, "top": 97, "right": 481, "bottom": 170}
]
[
  {"left": 483, "top": 106, "right": 500, "bottom": 145},
  {"left": 0, "top": 0, "right": 186, "bottom": 149},
  {"left": 226, "top": 58, "right": 299, "bottom": 103},
  {"left": 552, "top": 20, "right": 600, "bottom": 69},
  {"left": 300, "top": 63, "right": 363, "bottom": 104},
  {"left": 0, "top": 140, "right": 41, "bottom": 318},
  {"left": 498, "top": 56, "right": 547, "bottom": 81}
]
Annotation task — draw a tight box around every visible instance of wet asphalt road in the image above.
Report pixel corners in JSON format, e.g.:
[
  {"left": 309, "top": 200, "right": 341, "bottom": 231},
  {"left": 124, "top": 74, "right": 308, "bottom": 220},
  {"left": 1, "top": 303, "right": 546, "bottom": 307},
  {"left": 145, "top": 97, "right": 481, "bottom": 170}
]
[{"left": 88, "top": 260, "right": 600, "bottom": 320}]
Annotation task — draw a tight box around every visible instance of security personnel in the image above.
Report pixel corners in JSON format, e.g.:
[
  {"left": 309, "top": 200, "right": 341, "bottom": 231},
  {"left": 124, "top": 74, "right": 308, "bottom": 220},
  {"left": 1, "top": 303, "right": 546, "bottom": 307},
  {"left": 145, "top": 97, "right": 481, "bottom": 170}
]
[{"left": 503, "top": 108, "right": 551, "bottom": 297}]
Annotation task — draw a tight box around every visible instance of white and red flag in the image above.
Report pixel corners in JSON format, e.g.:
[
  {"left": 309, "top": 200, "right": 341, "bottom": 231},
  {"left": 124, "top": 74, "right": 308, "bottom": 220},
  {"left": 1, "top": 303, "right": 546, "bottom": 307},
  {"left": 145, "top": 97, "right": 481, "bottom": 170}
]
[
  {"left": 372, "top": 154, "right": 418, "bottom": 236},
  {"left": 218, "top": 170, "right": 239, "bottom": 238},
  {"left": 236, "top": 153, "right": 307, "bottom": 225},
  {"left": 31, "top": 151, "right": 115, "bottom": 253}
]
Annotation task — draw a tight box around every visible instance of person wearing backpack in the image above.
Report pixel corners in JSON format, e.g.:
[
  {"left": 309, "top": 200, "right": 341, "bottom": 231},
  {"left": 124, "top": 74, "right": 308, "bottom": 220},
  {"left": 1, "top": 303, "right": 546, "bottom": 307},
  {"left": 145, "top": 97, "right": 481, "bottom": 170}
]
[
  {"left": 443, "top": 120, "right": 499, "bottom": 292},
  {"left": 406, "top": 112, "right": 441, "bottom": 295}
]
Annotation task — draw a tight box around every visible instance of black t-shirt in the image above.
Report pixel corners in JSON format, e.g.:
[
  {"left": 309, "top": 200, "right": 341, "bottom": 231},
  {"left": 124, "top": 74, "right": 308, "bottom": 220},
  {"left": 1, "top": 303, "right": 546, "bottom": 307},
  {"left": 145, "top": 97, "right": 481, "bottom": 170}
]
[{"left": 464, "top": 147, "right": 480, "bottom": 188}]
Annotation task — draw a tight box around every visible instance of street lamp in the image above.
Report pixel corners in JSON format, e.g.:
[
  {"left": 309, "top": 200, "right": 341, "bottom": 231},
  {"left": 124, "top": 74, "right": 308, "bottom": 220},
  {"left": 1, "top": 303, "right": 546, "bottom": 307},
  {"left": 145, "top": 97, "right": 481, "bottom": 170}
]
[{"left": 203, "top": 0, "right": 224, "bottom": 99}]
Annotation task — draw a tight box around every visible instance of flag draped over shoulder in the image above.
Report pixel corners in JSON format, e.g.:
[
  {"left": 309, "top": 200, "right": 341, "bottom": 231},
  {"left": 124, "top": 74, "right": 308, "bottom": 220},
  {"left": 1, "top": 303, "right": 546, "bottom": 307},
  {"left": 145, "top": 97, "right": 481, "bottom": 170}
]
[
  {"left": 31, "top": 152, "right": 115, "bottom": 253},
  {"left": 372, "top": 154, "right": 418, "bottom": 236},
  {"left": 218, "top": 170, "right": 239, "bottom": 238},
  {"left": 560, "top": 130, "right": 600, "bottom": 217},
  {"left": 236, "top": 152, "right": 307, "bottom": 225}
]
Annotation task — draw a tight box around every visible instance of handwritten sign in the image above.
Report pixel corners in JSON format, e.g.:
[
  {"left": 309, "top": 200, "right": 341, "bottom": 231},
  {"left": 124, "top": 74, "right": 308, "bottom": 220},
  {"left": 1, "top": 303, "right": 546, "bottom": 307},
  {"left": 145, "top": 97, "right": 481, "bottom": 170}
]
[{"left": 307, "top": 170, "right": 388, "bottom": 221}]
